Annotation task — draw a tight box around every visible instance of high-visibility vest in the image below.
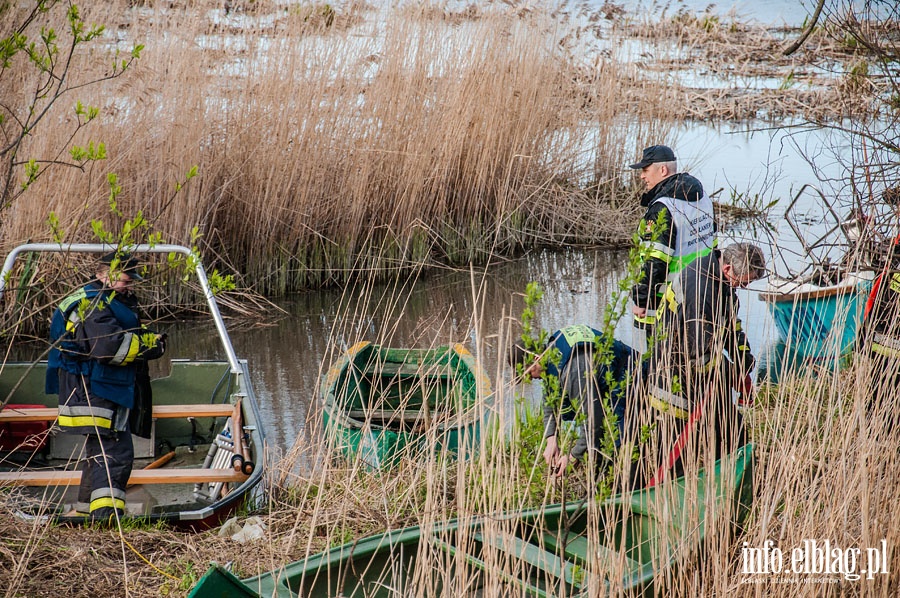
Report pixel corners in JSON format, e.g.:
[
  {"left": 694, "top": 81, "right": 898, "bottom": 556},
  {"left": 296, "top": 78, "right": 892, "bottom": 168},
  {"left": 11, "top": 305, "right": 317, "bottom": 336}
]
[{"left": 638, "top": 193, "right": 715, "bottom": 323}]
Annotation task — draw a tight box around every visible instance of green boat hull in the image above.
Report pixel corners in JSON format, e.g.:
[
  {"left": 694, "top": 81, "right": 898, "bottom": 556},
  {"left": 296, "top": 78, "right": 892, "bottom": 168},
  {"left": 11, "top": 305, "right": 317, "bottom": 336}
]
[
  {"left": 190, "top": 444, "right": 754, "bottom": 597},
  {"left": 320, "top": 342, "right": 489, "bottom": 468}
]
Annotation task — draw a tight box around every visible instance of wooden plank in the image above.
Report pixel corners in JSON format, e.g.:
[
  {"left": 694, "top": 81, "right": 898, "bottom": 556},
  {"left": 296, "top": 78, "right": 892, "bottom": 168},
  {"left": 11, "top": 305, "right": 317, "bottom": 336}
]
[
  {"left": 0, "top": 403, "right": 234, "bottom": 423},
  {"left": 475, "top": 531, "right": 583, "bottom": 588},
  {"left": 377, "top": 362, "right": 452, "bottom": 379},
  {"left": 0, "top": 407, "right": 58, "bottom": 422},
  {"left": 377, "top": 362, "right": 423, "bottom": 377},
  {"left": 149, "top": 404, "right": 235, "bottom": 419},
  {"left": 0, "top": 467, "right": 248, "bottom": 487},
  {"left": 345, "top": 409, "right": 429, "bottom": 423}
]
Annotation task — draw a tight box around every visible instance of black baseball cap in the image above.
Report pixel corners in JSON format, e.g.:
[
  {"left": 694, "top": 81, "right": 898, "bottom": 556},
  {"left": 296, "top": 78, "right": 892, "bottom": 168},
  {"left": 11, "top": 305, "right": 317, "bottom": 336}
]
[
  {"left": 100, "top": 251, "right": 143, "bottom": 281},
  {"left": 628, "top": 145, "right": 677, "bottom": 169}
]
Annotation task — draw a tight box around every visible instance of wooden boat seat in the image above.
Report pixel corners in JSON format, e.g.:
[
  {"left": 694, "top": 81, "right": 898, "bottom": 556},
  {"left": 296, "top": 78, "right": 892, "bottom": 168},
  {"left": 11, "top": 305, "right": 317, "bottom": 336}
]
[
  {"left": 0, "top": 403, "right": 235, "bottom": 424},
  {"left": 0, "top": 467, "right": 248, "bottom": 487},
  {"left": 375, "top": 363, "right": 452, "bottom": 379},
  {"left": 345, "top": 408, "right": 437, "bottom": 423}
]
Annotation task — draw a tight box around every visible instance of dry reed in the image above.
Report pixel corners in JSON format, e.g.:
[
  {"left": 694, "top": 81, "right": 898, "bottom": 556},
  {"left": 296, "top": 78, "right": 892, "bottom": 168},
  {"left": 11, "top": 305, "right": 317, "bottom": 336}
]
[
  {"left": 4, "top": 1, "right": 885, "bottom": 299},
  {"left": 3, "top": 0, "right": 674, "bottom": 297}
]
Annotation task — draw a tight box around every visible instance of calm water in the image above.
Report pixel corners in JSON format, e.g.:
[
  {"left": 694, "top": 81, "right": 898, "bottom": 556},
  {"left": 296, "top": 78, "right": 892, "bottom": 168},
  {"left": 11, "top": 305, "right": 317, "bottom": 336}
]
[{"left": 612, "top": 0, "right": 817, "bottom": 26}]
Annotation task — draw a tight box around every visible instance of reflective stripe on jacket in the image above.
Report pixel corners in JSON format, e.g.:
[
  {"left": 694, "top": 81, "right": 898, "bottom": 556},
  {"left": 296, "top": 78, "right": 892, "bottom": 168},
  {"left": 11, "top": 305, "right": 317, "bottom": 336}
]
[
  {"left": 544, "top": 325, "right": 602, "bottom": 379},
  {"left": 46, "top": 281, "right": 141, "bottom": 408},
  {"left": 632, "top": 172, "right": 716, "bottom": 319}
]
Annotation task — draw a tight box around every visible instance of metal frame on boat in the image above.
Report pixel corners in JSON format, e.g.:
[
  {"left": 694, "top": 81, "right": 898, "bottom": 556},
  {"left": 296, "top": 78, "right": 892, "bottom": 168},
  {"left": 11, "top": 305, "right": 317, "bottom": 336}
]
[{"left": 0, "top": 243, "right": 267, "bottom": 529}]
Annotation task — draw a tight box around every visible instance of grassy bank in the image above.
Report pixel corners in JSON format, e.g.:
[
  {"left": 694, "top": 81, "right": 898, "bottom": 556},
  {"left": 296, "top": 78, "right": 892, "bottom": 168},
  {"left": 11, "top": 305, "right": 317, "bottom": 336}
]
[{"left": 1, "top": 296, "right": 897, "bottom": 597}]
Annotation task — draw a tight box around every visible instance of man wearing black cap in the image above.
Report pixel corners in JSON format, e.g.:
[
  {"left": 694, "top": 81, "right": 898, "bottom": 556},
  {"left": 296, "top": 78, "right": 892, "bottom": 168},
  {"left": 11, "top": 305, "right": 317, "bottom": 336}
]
[
  {"left": 627, "top": 145, "right": 715, "bottom": 352},
  {"left": 46, "top": 251, "right": 166, "bottom": 522}
]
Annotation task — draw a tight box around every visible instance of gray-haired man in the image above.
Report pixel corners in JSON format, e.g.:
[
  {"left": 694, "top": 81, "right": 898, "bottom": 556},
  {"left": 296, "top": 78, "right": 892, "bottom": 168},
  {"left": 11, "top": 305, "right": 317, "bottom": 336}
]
[{"left": 629, "top": 243, "right": 766, "bottom": 488}]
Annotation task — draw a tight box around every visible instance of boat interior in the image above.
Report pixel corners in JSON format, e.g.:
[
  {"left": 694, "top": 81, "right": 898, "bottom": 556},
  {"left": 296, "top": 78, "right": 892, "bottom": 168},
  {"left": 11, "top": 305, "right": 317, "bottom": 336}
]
[
  {"left": 0, "top": 359, "right": 252, "bottom": 517},
  {"left": 336, "top": 346, "right": 476, "bottom": 430}
]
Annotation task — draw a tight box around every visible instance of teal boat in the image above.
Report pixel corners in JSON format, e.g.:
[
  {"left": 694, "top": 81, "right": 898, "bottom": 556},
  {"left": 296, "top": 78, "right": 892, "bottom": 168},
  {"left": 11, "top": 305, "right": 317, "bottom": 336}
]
[
  {"left": 758, "top": 184, "right": 877, "bottom": 373},
  {"left": 758, "top": 271, "right": 874, "bottom": 366},
  {"left": 189, "top": 444, "right": 754, "bottom": 597},
  {"left": 320, "top": 341, "right": 490, "bottom": 469}
]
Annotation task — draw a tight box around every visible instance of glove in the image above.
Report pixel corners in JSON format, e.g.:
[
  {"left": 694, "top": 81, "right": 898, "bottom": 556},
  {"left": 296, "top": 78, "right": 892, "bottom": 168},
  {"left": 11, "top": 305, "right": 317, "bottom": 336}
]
[{"left": 140, "top": 330, "right": 167, "bottom": 360}]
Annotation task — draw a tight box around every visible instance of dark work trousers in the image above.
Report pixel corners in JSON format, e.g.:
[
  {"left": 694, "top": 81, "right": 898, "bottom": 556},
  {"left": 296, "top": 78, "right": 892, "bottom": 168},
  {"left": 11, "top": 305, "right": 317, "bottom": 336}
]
[
  {"left": 76, "top": 406, "right": 134, "bottom": 522},
  {"left": 625, "top": 369, "right": 746, "bottom": 489}
]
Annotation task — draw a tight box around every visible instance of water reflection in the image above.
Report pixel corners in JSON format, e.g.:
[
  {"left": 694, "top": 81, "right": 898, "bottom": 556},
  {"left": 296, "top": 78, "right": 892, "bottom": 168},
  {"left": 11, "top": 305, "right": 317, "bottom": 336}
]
[{"left": 164, "top": 247, "right": 777, "bottom": 461}]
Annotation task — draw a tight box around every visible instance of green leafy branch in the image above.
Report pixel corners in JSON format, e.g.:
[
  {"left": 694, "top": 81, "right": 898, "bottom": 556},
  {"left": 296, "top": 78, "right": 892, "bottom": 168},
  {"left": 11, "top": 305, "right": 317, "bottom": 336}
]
[{"left": 1, "top": 1, "right": 143, "bottom": 207}]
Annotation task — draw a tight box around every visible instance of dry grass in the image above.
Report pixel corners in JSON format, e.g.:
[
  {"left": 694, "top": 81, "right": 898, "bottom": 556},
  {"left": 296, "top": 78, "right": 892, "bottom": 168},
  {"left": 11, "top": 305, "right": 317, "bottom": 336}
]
[{"left": 3, "top": 256, "right": 900, "bottom": 597}]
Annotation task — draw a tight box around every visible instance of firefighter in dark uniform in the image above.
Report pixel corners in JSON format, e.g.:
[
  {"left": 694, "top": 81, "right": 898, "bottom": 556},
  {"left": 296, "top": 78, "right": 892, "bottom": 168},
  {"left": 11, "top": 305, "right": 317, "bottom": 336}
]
[
  {"left": 630, "top": 243, "right": 765, "bottom": 488},
  {"left": 45, "top": 252, "right": 165, "bottom": 522},
  {"left": 628, "top": 145, "right": 716, "bottom": 353},
  {"left": 508, "top": 325, "right": 638, "bottom": 479}
]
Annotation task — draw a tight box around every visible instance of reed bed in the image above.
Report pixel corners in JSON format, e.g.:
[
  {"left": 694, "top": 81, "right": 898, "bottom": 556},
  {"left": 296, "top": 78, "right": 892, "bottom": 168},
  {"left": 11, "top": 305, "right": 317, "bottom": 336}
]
[
  {"left": 2, "top": 1, "right": 899, "bottom": 597},
  {"left": 2, "top": 0, "right": 674, "bottom": 297},
  {"left": 4, "top": 0, "right": 889, "bottom": 301},
  {"left": 3, "top": 247, "right": 900, "bottom": 597}
]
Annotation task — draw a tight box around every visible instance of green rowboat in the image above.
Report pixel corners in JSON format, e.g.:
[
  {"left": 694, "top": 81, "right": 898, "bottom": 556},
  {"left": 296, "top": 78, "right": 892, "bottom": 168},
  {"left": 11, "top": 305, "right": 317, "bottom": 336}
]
[
  {"left": 320, "top": 341, "right": 490, "bottom": 469},
  {"left": 189, "top": 444, "right": 754, "bottom": 597}
]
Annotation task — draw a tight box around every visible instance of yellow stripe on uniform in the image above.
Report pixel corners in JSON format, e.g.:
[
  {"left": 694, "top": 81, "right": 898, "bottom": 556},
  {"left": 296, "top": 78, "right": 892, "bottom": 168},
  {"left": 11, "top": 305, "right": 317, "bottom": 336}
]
[
  {"left": 58, "top": 415, "right": 113, "bottom": 429},
  {"left": 873, "top": 343, "right": 900, "bottom": 359},
  {"left": 90, "top": 496, "right": 126, "bottom": 513},
  {"left": 649, "top": 395, "right": 690, "bottom": 419},
  {"left": 110, "top": 332, "right": 140, "bottom": 365}
]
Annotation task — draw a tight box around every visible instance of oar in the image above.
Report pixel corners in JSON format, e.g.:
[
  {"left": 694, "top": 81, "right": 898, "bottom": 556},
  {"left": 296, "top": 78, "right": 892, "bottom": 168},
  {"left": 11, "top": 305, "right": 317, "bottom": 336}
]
[
  {"left": 230, "top": 399, "right": 244, "bottom": 472},
  {"left": 229, "top": 399, "right": 255, "bottom": 475}
]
